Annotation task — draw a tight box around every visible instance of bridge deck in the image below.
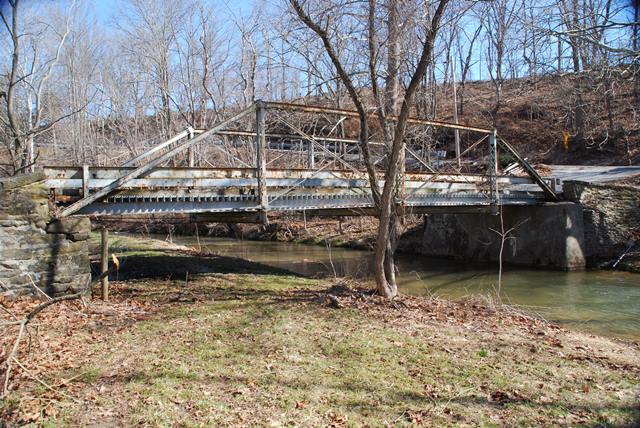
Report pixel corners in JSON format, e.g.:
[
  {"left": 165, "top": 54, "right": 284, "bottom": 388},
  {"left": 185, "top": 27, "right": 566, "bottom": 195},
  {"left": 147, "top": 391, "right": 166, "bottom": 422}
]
[
  {"left": 43, "top": 101, "right": 559, "bottom": 219},
  {"left": 45, "top": 166, "right": 550, "bottom": 216}
]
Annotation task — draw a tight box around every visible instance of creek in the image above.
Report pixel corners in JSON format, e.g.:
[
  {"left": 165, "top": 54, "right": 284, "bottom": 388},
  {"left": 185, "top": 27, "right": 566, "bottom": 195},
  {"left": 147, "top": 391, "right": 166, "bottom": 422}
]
[{"left": 168, "top": 235, "right": 640, "bottom": 340}]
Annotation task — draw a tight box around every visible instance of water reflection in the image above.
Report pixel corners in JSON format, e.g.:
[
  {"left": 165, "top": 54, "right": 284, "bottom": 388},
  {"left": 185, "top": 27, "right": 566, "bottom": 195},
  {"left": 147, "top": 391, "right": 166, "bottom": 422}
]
[{"left": 168, "top": 235, "right": 640, "bottom": 340}]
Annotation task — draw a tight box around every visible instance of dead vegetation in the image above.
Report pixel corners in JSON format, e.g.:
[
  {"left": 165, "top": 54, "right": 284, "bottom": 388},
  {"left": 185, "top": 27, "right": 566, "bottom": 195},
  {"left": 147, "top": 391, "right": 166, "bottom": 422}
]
[
  {"left": 1, "top": 236, "right": 638, "bottom": 426},
  {"left": 434, "top": 76, "right": 640, "bottom": 166}
]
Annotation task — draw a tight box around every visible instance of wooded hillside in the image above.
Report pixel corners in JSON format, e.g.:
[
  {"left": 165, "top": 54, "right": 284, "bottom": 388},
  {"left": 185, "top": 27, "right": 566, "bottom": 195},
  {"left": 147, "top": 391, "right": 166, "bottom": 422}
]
[{"left": 1, "top": 0, "right": 638, "bottom": 172}]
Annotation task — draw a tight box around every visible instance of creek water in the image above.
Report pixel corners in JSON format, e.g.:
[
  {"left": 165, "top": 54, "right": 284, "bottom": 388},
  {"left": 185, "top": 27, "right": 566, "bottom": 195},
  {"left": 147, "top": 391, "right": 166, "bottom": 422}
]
[{"left": 167, "top": 235, "right": 639, "bottom": 341}]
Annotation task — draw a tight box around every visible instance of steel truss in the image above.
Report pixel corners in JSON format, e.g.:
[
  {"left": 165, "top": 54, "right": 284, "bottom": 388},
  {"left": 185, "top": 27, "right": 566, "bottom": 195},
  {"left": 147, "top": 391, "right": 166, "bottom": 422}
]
[{"left": 46, "top": 100, "right": 559, "bottom": 219}]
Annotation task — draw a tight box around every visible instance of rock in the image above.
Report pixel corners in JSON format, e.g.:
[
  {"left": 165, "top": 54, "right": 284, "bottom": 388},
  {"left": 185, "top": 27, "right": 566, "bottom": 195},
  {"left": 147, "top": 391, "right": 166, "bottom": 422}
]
[
  {"left": 46, "top": 217, "right": 91, "bottom": 236},
  {"left": 0, "top": 172, "right": 46, "bottom": 192},
  {"left": 0, "top": 180, "right": 91, "bottom": 298}
]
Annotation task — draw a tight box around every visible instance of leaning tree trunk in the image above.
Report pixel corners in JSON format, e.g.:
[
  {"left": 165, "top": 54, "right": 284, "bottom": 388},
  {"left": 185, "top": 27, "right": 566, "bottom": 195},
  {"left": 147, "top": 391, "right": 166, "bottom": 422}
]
[
  {"left": 384, "top": 210, "right": 402, "bottom": 288},
  {"left": 374, "top": 206, "right": 404, "bottom": 299},
  {"left": 373, "top": 173, "right": 404, "bottom": 299}
]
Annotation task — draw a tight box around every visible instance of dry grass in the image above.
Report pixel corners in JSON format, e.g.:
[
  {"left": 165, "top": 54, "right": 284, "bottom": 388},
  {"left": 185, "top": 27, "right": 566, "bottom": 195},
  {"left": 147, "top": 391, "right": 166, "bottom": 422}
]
[{"left": 1, "top": 236, "right": 639, "bottom": 426}]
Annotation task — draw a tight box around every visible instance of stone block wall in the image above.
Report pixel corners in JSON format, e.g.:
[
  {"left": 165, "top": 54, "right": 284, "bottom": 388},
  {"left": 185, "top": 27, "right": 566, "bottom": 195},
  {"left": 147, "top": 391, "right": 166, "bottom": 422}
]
[
  {"left": 563, "top": 180, "right": 640, "bottom": 265},
  {"left": 0, "top": 173, "right": 91, "bottom": 297}
]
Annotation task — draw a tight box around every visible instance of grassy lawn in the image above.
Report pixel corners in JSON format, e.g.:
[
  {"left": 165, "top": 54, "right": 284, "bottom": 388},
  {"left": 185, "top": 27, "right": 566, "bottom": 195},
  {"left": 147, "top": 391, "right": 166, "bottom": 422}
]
[{"left": 1, "top": 235, "right": 639, "bottom": 426}]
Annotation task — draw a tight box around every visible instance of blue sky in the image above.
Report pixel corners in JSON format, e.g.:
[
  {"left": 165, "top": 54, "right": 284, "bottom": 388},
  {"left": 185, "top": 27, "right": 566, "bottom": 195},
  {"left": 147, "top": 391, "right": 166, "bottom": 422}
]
[{"left": 90, "top": 0, "right": 255, "bottom": 26}]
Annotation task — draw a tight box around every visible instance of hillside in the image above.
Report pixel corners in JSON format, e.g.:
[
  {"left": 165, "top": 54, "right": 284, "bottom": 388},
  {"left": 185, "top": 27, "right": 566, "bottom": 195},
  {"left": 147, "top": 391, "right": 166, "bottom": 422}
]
[
  {"left": 430, "top": 74, "right": 639, "bottom": 166},
  {"left": 4, "top": 75, "right": 637, "bottom": 172}
]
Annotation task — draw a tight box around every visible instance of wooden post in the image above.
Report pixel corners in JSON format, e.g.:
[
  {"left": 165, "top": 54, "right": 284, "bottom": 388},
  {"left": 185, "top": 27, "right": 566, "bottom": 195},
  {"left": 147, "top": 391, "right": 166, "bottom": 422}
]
[
  {"left": 100, "top": 227, "right": 109, "bottom": 301},
  {"left": 255, "top": 101, "right": 268, "bottom": 223},
  {"left": 82, "top": 165, "right": 89, "bottom": 197}
]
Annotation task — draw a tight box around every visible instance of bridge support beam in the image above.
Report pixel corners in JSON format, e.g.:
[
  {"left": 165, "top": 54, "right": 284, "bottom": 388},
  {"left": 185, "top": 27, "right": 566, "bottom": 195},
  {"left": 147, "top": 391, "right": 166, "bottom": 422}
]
[
  {"left": 187, "top": 127, "right": 195, "bottom": 167},
  {"left": 256, "top": 101, "right": 268, "bottom": 223},
  {"left": 82, "top": 165, "right": 90, "bottom": 197},
  {"left": 308, "top": 141, "right": 315, "bottom": 169}
]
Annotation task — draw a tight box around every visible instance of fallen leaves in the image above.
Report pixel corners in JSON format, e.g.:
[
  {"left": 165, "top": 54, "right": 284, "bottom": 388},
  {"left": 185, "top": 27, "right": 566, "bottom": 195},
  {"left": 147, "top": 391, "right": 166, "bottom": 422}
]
[
  {"left": 489, "top": 389, "right": 527, "bottom": 404},
  {"left": 423, "top": 383, "right": 440, "bottom": 399},
  {"left": 326, "top": 411, "right": 348, "bottom": 427},
  {"left": 315, "top": 282, "right": 563, "bottom": 340},
  {"left": 0, "top": 290, "right": 155, "bottom": 424},
  {"left": 1, "top": 273, "right": 638, "bottom": 427},
  {"left": 405, "top": 409, "right": 431, "bottom": 425}
]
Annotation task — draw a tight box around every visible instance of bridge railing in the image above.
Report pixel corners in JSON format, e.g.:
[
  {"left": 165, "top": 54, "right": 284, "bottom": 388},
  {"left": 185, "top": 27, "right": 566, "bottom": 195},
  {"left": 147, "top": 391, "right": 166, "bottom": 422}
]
[{"left": 45, "top": 100, "right": 558, "bottom": 217}]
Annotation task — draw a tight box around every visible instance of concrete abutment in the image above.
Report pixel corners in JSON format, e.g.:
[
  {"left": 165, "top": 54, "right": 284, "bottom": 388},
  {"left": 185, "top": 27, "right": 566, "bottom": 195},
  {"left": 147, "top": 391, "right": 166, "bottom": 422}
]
[
  {"left": 416, "top": 180, "right": 639, "bottom": 270},
  {"left": 418, "top": 202, "right": 587, "bottom": 270}
]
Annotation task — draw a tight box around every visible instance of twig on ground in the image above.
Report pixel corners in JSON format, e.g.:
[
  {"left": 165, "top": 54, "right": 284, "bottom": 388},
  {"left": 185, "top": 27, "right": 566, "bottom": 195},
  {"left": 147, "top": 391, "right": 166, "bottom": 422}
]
[
  {"left": 0, "top": 320, "right": 25, "bottom": 327},
  {"left": 2, "top": 320, "right": 26, "bottom": 397},
  {"left": 0, "top": 302, "right": 18, "bottom": 321},
  {"left": 12, "top": 358, "right": 80, "bottom": 403},
  {"left": 1, "top": 264, "right": 118, "bottom": 398},
  {"left": 26, "top": 273, "right": 52, "bottom": 301}
]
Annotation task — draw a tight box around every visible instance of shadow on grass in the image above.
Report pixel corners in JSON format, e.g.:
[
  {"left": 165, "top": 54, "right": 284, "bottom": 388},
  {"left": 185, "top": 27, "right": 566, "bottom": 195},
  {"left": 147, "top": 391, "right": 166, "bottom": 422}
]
[
  {"left": 87, "top": 246, "right": 324, "bottom": 309},
  {"left": 91, "top": 251, "right": 302, "bottom": 281},
  {"left": 110, "top": 281, "right": 323, "bottom": 308},
  {"left": 90, "top": 367, "right": 640, "bottom": 427}
]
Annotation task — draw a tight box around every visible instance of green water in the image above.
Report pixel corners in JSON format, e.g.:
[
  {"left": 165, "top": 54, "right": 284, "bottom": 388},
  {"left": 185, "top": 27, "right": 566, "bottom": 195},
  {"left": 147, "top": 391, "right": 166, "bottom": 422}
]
[{"left": 170, "top": 235, "right": 640, "bottom": 341}]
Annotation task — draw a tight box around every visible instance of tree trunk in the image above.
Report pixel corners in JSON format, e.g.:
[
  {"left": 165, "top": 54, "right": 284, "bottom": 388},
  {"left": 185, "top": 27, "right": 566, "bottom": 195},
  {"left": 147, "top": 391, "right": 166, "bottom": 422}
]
[
  {"left": 634, "top": 0, "right": 639, "bottom": 103},
  {"left": 566, "top": 0, "right": 586, "bottom": 146},
  {"left": 373, "top": 198, "right": 396, "bottom": 299},
  {"left": 290, "top": 0, "right": 450, "bottom": 299}
]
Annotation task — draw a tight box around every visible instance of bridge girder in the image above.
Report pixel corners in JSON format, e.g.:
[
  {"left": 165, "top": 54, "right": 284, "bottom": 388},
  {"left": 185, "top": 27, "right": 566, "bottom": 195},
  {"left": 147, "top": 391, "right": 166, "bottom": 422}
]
[{"left": 45, "top": 101, "right": 559, "bottom": 220}]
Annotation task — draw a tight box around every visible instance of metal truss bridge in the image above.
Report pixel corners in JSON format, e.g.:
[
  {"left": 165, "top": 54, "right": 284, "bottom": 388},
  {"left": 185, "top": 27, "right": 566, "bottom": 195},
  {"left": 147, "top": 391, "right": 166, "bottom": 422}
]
[{"left": 45, "top": 101, "right": 560, "bottom": 221}]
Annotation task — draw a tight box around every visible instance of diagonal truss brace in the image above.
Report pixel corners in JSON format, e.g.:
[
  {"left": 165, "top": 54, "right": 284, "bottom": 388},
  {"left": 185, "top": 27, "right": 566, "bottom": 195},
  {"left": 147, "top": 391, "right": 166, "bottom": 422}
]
[
  {"left": 122, "top": 127, "right": 199, "bottom": 167},
  {"left": 59, "top": 105, "right": 256, "bottom": 217},
  {"left": 496, "top": 134, "right": 560, "bottom": 201}
]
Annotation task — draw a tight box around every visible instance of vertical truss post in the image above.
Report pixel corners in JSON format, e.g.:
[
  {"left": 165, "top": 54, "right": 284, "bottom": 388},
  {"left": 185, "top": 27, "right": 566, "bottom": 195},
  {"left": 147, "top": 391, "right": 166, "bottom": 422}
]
[
  {"left": 187, "top": 127, "right": 195, "bottom": 167},
  {"left": 488, "top": 129, "right": 499, "bottom": 210},
  {"left": 255, "top": 101, "right": 268, "bottom": 223},
  {"left": 82, "top": 165, "right": 90, "bottom": 197},
  {"left": 307, "top": 141, "right": 315, "bottom": 169}
]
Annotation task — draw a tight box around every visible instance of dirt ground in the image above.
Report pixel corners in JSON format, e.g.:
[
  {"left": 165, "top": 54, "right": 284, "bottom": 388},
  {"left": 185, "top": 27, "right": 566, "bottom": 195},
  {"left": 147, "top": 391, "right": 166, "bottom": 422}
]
[{"left": 1, "top": 235, "right": 638, "bottom": 427}]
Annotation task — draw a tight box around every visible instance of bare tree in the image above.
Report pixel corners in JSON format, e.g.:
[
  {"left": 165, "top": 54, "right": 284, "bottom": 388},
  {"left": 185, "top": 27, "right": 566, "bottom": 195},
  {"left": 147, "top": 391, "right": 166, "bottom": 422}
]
[
  {"left": 455, "top": 21, "right": 482, "bottom": 115},
  {"left": 116, "top": 0, "right": 188, "bottom": 139},
  {"left": 0, "top": 0, "right": 81, "bottom": 175},
  {"left": 60, "top": 7, "right": 102, "bottom": 164},
  {"left": 483, "top": 0, "right": 521, "bottom": 126},
  {"left": 290, "top": 0, "right": 451, "bottom": 298}
]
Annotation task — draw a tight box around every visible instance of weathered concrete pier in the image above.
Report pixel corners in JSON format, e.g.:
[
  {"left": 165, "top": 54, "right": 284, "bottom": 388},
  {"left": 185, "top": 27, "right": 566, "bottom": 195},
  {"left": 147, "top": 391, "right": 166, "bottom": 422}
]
[{"left": 418, "top": 170, "right": 640, "bottom": 270}]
